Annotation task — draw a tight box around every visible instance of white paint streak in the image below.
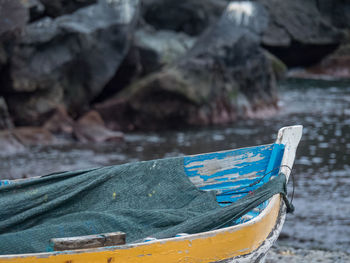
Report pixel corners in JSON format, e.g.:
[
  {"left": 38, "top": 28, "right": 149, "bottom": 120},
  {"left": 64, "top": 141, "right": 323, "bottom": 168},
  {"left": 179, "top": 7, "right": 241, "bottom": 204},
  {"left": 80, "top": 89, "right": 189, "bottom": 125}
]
[
  {"left": 189, "top": 171, "right": 262, "bottom": 189},
  {"left": 186, "top": 153, "right": 265, "bottom": 177}
]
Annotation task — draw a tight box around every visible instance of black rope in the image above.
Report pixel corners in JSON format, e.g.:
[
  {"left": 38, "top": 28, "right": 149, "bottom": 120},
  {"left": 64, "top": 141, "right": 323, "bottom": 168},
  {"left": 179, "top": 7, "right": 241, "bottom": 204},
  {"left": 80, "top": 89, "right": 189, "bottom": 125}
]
[
  {"left": 217, "top": 167, "right": 281, "bottom": 197},
  {"left": 218, "top": 164, "right": 293, "bottom": 197},
  {"left": 278, "top": 165, "right": 295, "bottom": 212},
  {"left": 210, "top": 172, "right": 292, "bottom": 231},
  {"left": 217, "top": 164, "right": 296, "bottom": 213}
]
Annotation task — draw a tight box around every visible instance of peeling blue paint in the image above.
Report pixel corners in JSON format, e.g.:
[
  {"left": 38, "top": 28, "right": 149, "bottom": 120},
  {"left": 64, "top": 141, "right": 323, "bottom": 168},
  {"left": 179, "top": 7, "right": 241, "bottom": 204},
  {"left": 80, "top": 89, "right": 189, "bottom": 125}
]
[
  {"left": 184, "top": 144, "right": 273, "bottom": 165},
  {"left": 184, "top": 143, "right": 285, "bottom": 224},
  {"left": 0, "top": 180, "right": 12, "bottom": 187}
]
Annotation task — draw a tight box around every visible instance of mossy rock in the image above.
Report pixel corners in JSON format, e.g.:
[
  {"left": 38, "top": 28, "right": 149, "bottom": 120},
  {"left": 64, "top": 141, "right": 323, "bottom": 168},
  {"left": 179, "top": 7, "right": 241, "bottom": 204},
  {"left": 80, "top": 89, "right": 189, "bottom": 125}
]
[{"left": 265, "top": 51, "right": 287, "bottom": 81}]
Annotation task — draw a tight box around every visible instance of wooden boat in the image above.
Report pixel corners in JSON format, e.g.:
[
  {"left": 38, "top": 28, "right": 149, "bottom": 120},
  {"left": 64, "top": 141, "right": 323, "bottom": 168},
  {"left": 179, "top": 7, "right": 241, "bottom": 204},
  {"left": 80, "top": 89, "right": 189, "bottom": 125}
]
[{"left": 0, "top": 125, "right": 302, "bottom": 263}]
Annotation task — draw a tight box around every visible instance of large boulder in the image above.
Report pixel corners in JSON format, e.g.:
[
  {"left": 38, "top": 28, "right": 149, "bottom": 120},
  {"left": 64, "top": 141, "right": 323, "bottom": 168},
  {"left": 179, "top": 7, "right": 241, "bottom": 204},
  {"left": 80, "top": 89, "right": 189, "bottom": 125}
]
[
  {"left": 141, "top": 0, "right": 227, "bottom": 36},
  {"left": 2, "top": 0, "right": 139, "bottom": 126},
  {"left": 259, "top": 0, "right": 345, "bottom": 67},
  {"left": 96, "top": 2, "right": 277, "bottom": 130},
  {"left": 96, "top": 25, "right": 196, "bottom": 101},
  {"left": 134, "top": 27, "right": 196, "bottom": 69}
]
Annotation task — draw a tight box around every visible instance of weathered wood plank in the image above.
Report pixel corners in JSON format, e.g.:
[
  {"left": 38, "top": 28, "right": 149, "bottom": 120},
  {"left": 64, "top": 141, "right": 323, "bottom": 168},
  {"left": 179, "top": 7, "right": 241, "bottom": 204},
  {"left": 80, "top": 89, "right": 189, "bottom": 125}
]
[{"left": 50, "top": 232, "right": 126, "bottom": 251}]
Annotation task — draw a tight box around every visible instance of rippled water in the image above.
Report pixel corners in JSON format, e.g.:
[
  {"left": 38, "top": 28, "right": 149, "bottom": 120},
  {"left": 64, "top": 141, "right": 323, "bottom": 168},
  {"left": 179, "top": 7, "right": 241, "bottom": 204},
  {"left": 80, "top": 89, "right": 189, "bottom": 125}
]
[{"left": 1, "top": 78, "right": 350, "bottom": 252}]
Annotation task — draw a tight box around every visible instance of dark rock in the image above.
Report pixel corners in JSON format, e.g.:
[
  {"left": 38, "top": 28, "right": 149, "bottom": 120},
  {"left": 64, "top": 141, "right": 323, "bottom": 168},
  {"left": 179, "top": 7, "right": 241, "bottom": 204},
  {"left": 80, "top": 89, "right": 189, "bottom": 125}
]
[
  {"left": 134, "top": 27, "right": 196, "bottom": 69},
  {"left": 0, "top": 44, "right": 6, "bottom": 66},
  {"left": 263, "top": 41, "right": 340, "bottom": 68},
  {"left": 74, "top": 110, "right": 124, "bottom": 142},
  {"left": 0, "top": 0, "right": 28, "bottom": 36},
  {"left": 12, "top": 127, "right": 55, "bottom": 146},
  {"left": 93, "top": 45, "right": 143, "bottom": 103},
  {"left": 260, "top": 0, "right": 342, "bottom": 45},
  {"left": 3, "top": 0, "right": 139, "bottom": 125},
  {"left": 0, "top": 0, "right": 44, "bottom": 30},
  {"left": 317, "top": 0, "right": 350, "bottom": 29},
  {"left": 0, "top": 130, "right": 25, "bottom": 156},
  {"left": 265, "top": 51, "right": 287, "bottom": 81},
  {"left": 141, "top": 0, "right": 226, "bottom": 36},
  {"left": 5, "top": 85, "right": 63, "bottom": 126},
  {"left": 40, "top": 0, "right": 96, "bottom": 18},
  {"left": 0, "top": 97, "right": 13, "bottom": 129},
  {"left": 94, "top": 98, "right": 135, "bottom": 131},
  {"left": 95, "top": 26, "right": 196, "bottom": 102},
  {"left": 259, "top": 0, "right": 345, "bottom": 67},
  {"left": 22, "top": 0, "right": 45, "bottom": 22},
  {"left": 97, "top": 2, "right": 277, "bottom": 130},
  {"left": 288, "top": 43, "right": 350, "bottom": 79}
]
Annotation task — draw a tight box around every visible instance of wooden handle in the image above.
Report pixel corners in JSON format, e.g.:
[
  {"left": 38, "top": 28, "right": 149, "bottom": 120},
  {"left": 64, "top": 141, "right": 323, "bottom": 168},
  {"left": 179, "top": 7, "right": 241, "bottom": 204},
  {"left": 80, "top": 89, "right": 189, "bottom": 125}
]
[{"left": 50, "top": 232, "right": 126, "bottom": 251}]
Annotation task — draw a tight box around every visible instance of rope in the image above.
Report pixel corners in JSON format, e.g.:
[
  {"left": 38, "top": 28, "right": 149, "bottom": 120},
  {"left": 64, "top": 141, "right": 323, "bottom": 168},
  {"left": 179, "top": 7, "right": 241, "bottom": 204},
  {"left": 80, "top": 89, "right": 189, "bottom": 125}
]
[
  {"left": 217, "top": 164, "right": 296, "bottom": 213},
  {"left": 218, "top": 164, "right": 292, "bottom": 196}
]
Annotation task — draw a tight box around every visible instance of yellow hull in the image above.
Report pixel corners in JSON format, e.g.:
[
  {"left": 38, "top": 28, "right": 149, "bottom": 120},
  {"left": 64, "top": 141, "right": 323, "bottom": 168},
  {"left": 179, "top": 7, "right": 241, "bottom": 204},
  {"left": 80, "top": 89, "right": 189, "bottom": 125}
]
[{"left": 0, "top": 195, "right": 283, "bottom": 263}]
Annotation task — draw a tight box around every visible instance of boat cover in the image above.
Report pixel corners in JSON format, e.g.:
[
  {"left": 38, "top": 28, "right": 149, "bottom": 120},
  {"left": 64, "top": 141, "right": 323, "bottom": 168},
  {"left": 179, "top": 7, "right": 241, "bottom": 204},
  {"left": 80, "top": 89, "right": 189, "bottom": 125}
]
[{"left": 0, "top": 156, "right": 291, "bottom": 255}]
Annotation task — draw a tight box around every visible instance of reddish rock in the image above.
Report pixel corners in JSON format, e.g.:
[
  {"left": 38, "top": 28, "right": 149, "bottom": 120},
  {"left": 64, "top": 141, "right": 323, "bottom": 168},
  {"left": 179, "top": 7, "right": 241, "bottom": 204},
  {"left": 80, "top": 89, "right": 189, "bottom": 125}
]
[
  {"left": 43, "top": 105, "right": 74, "bottom": 135},
  {"left": 94, "top": 98, "right": 135, "bottom": 131},
  {"left": 74, "top": 110, "right": 123, "bottom": 143},
  {"left": 0, "top": 130, "right": 25, "bottom": 156},
  {"left": 13, "top": 127, "right": 55, "bottom": 146},
  {"left": 306, "top": 56, "right": 350, "bottom": 79}
]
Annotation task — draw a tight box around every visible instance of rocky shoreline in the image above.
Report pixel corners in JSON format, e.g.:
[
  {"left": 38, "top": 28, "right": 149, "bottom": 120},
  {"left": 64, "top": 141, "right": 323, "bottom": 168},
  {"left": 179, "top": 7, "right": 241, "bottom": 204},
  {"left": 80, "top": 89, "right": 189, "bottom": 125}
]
[
  {"left": 266, "top": 245, "right": 350, "bottom": 263},
  {"left": 1, "top": 0, "right": 350, "bottom": 152}
]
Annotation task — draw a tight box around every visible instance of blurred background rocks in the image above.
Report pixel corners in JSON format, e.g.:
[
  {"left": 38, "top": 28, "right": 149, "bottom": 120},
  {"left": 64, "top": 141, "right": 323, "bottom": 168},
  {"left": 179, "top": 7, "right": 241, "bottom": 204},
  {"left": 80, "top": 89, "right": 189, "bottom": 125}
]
[{"left": 0, "top": 0, "right": 349, "bottom": 143}]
